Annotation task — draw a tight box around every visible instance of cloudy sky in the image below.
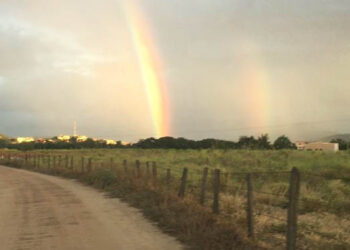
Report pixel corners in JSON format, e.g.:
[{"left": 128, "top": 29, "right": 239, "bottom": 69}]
[{"left": 1, "top": 0, "right": 350, "bottom": 141}]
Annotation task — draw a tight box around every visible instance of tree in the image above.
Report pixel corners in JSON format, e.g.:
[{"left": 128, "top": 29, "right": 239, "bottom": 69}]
[
  {"left": 273, "top": 135, "right": 296, "bottom": 150},
  {"left": 330, "top": 139, "right": 348, "bottom": 150},
  {"left": 0, "top": 139, "right": 8, "bottom": 148},
  {"left": 238, "top": 136, "right": 257, "bottom": 149},
  {"left": 257, "top": 134, "right": 272, "bottom": 149},
  {"left": 80, "top": 138, "right": 98, "bottom": 148}
]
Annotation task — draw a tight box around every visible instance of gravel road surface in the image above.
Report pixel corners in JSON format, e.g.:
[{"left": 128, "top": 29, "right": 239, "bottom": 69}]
[{"left": 0, "top": 166, "right": 183, "bottom": 250}]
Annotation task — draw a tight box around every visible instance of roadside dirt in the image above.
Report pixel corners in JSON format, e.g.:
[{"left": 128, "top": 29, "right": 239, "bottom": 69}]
[{"left": 0, "top": 166, "right": 184, "bottom": 250}]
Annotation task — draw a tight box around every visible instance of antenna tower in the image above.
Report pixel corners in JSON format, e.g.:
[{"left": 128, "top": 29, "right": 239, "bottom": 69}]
[{"left": 73, "top": 121, "right": 77, "bottom": 137}]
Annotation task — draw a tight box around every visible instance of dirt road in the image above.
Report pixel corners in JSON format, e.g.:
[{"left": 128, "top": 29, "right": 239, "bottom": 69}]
[{"left": 0, "top": 166, "right": 184, "bottom": 250}]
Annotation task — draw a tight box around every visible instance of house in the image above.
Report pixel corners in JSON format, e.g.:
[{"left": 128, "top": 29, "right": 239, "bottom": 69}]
[
  {"left": 16, "top": 137, "right": 35, "bottom": 143},
  {"left": 304, "top": 142, "right": 339, "bottom": 152},
  {"left": 104, "top": 139, "right": 117, "bottom": 145},
  {"left": 36, "top": 138, "right": 47, "bottom": 143},
  {"left": 295, "top": 141, "right": 307, "bottom": 150},
  {"left": 121, "top": 141, "right": 131, "bottom": 146},
  {"left": 76, "top": 135, "right": 88, "bottom": 142},
  {"left": 57, "top": 135, "right": 71, "bottom": 141}
]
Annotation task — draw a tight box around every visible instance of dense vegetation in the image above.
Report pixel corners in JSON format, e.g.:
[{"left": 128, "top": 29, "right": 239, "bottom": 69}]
[
  {"left": 4, "top": 131, "right": 350, "bottom": 151},
  {"left": 0, "top": 134, "right": 298, "bottom": 150}
]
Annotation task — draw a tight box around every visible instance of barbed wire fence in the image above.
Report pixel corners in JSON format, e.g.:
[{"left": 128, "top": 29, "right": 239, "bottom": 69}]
[{"left": 0, "top": 150, "right": 349, "bottom": 249}]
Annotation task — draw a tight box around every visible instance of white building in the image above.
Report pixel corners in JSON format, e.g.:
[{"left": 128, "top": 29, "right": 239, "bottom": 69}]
[
  {"left": 57, "top": 135, "right": 71, "bottom": 141},
  {"left": 295, "top": 141, "right": 307, "bottom": 150},
  {"left": 17, "top": 137, "right": 35, "bottom": 143},
  {"left": 76, "top": 135, "right": 88, "bottom": 142},
  {"left": 104, "top": 139, "right": 117, "bottom": 145},
  {"left": 303, "top": 142, "right": 339, "bottom": 152}
]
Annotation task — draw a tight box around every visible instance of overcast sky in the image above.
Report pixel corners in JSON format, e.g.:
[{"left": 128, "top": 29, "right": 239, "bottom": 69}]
[{"left": 1, "top": 0, "right": 350, "bottom": 141}]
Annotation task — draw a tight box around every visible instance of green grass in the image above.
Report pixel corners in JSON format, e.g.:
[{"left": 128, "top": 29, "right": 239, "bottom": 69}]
[
  {"left": 3, "top": 148, "right": 350, "bottom": 249},
  {"left": 30, "top": 148, "right": 350, "bottom": 173}
]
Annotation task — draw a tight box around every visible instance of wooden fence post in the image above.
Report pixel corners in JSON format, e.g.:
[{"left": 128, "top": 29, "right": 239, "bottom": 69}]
[
  {"left": 286, "top": 167, "right": 300, "bottom": 250},
  {"left": 135, "top": 160, "right": 141, "bottom": 178},
  {"left": 178, "top": 167, "right": 188, "bottom": 198},
  {"left": 47, "top": 156, "right": 51, "bottom": 169},
  {"left": 70, "top": 156, "right": 74, "bottom": 171},
  {"left": 246, "top": 173, "right": 254, "bottom": 238},
  {"left": 200, "top": 167, "right": 209, "bottom": 205},
  {"left": 37, "top": 155, "right": 41, "bottom": 169},
  {"left": 213, "top": 169, "right": 221, "bottom": 214},
  {"left": 123, "top": 160, "right": 128, "bottom": 173},
  {"left": 81, "top": 157, "right": 85, "bottom": 173},
  {"left": 20, "top": 153, "right": 23, "bottom": 167},
  {"left": 152, "top": 162, "right": 157, "bottom": 178},
  {"left": 34, "top": 155, "right": 37, "bottom": 169},
  {"left": 65, "top": 155, "right": 69, "bottom": 169},
  {"left": 110, "top": 158, "right": 114, "bottom": 171},
  {"left": 19, "top": 153, "right": 23, "bottom": 167},
  {"left": 58, "top": 155, "right": 62, "bottom": 168},
  {"left": 166, "top": 168, "right": 171, "bottom": 185},
  {"left": 146, "top": 162, "right": 150, "bottom": 177},
  {"left": 53, "top": 156, "right": 56, "bottom": 169},
  {"left": 88, "top": 158, "right": 92, "bottom": 172},
  {"left": 25, "top": 154, "right": 28, "bottom": 166}
]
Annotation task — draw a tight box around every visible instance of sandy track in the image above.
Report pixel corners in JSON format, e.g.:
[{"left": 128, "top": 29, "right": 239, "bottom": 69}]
[{"left": 0, "top": 166, "right": 184, "bottom": 250}]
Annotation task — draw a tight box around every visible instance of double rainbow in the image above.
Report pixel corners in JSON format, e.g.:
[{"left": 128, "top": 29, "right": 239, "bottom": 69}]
[{"left": 124, "top": 0, "right": 170, "bottom": 138}]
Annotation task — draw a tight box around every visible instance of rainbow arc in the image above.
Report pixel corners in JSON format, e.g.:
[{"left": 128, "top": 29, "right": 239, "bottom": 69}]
[{"left": 124, "top": 0, "right": 170, "bottom": 138}]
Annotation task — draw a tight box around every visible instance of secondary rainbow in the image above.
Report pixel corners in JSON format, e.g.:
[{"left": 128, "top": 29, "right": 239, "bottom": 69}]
[
  {"left": 238, "top": 42, "right": 271, "bottom": 132},
  {"left": 124, "top": 0, "right": 170, "bottom": 138}
]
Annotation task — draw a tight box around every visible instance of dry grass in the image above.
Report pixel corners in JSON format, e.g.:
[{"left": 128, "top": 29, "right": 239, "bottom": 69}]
[
  {"left": 0, "top": 156, "right": 259, "bottom": 250},
  {"left": 2, "top": 148, "right": 350, "bottom": 249}
]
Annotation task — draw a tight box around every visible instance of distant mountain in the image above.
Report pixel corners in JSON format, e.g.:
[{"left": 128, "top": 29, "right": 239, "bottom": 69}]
[
  {"left": 321, "top": 134, "right": 350, "bottom": 142},
  {"left": 0, "top": 133, "right": 8, "bottom": 140}
]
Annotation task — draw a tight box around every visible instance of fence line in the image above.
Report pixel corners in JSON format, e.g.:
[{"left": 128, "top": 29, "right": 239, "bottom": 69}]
[{"left": 1, "top": 151, "right": 342, "bottom": 250}]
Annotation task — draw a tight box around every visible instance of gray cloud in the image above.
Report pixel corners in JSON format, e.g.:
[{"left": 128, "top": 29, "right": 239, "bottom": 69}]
[{"left": 1, "top": 0, "right": 350, "bottom": 141}]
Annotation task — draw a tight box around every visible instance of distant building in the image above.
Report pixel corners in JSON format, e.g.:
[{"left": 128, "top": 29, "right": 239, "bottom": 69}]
[
  {"left": 121, "top": 141, "right": 131, "bottom": 146},
  {"left": 36, "top": 138, "right": 47, "bottom": 143},
  {"left": 17, "top": 137, "right": 35, "bottom": 143},
  {"left": 295, "top": 141, "right": 307, "bottom": 150},
  {"left": 295, "top": 141, "right": 339, "bottom": 152},
  {"left": 304, "top": 142, "right": 339, "bottom": 152},
  {"left": 104, "top": 139, "right": 117, "bottom": 145},
  {"left": 76, "top": 135, "right": 88, "bottom": 142},
  {"left": 57, "top": 135, "right": 71, "bottom": 141}
]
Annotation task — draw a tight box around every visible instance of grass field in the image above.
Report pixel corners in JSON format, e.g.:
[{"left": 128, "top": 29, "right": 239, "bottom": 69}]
[{"left": 2, "top": 149, "right": 350, "bottom": 249}]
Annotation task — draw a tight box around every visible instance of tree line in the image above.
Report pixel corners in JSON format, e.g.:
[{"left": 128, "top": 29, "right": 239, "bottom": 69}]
[
  {"left": 0, "top": 134, "right": 297, "bottom": 150},
  {"left": 134, "top": 134, "right": 296, "bottom": 150},
  {"left": 0, "top": 138, "right": 124, "bottom": 151},
  {"left": 330, "top": 138, "right": 350, "bottom": 150}
]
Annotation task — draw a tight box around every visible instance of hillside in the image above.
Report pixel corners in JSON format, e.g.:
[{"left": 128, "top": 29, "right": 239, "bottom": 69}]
[
  {"left": 321, "top": 134, "right": 350, "bottom": 142},
  {"left": 0, "top": 134, "right": 8, "bottom": 140}
]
